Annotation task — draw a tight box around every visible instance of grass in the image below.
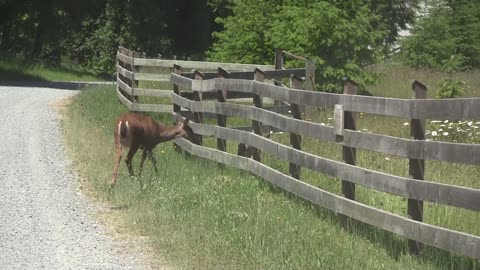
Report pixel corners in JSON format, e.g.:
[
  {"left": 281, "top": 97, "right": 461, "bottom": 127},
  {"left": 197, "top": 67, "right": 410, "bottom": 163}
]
[
  {"left": 0, "top": 57, "right": 105, "bottom": 82},
  {"left": 369, "top": 63, "right": 480, "bottom": 98},
  {"left": 61, "top": 64, "right": 480, "bottom": 269}
]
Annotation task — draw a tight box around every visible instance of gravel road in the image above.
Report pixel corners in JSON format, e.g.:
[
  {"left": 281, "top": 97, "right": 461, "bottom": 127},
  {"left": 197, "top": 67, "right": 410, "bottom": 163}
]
[{"left": 0, "top": 86, "right": 150, "bottom": 269}]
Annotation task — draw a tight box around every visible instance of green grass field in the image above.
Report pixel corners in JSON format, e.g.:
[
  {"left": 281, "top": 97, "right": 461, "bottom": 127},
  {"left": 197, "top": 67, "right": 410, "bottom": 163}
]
[
  {"left": 0, "top": 57, "right": 105, "bottom": 82},
  {"left": 60, "top": 63, "right": 480, "bottom": 269}
]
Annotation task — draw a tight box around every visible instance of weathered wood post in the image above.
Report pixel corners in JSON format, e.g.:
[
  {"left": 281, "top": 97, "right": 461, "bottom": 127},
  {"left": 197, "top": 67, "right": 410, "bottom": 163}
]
[
  {"left": 129, "top": 50, "right": 139, "bottom": 104},
  {"left": 217, "top": 67, "right": 230, "bottom": 169},
  {"left": 408, "top": 80, "right": 427, "bottom": 255},
  {"left": 273, "top": 49, "right": 284, "bottom": 106},
  {"left": 193, "top": 70, "right": 205, "bottom": 146},
  {"left": 304, "top": 59, "right": 316, "bottom": 120},
  {"left": 340, "top": 77, "right": 358, "bottom": 230},
  {"left": 250, "top": 68, "right": 265, "bottom": 162},
  {"left": 116, "top": 46, "right": 125, "bottom": 99},
  {"left": 117, "top": 47, "right": 134, "bottom": 104},
  {"left": 172, "top": 64, "right": 183, "bottom": 151},
  {"left": 289, "top": 75, "right": 303, "bottom": 179},
  {"left": 173, "top": 64, "right": 182, "bottom": 115}
]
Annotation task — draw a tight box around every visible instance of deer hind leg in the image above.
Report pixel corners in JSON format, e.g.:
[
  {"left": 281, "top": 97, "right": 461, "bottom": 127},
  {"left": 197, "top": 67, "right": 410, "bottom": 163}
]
[
  {"left": 111, "top": 135, "right": 123, "bottom": 187},
  {"left": 125, "top": 145, "right": 139, "bottom": 177}
]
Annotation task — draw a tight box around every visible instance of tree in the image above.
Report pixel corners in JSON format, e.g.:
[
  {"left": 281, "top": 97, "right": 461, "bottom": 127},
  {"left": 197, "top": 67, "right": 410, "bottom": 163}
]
[
  {"left": 207, "top": 0, "right": 386, "bottom": 92},
  {"left": 400, "top": 0, "right": 480, "bottom": 70},
  {"left": 367, "top": 0, "right": 419, "bottom": 48}
]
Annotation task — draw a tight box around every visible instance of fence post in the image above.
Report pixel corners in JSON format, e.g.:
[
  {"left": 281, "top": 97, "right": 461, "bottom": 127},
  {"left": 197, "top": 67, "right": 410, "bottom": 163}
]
[
  {"left": 217, "top": 67, "right": 230, "bottom": 169},
  {"left": 408, "top": 80, "right": 427, "bottom": 255},
  {"left": 193, "top": 70, "right": 204, "bottom": 146},
  {"left": 172, "top": 64, "right": 183, "bottom": 151},
  {"left": 173, "top": 65, "right": 182, "bottom": 115},
  {"left": 273, "top": 49, "right": 284, "bottom": 106},
  {"left": 116, "top": 46, "right": 126, "bottom": 101},
  {"left": 289, "top": 75, "right": 304, "bottom": 179},
  {"left": 250, "top": 68, "right": 265, "bottom": 162},
  {"left": 340, "top": 77, "right": 358, "bottom": 230},
  {"left": 304, "top": 60, "right": 316, "bottom": 120},
  {"left": 129, "top": 50, "right": 139, "bottom": 103}
]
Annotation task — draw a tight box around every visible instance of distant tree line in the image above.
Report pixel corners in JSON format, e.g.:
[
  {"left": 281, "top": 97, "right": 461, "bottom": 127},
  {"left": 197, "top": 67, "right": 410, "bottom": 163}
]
[
  {"left": 0, "top": 0, "right": 216, "bottom": 76},
  {"left": 0, "top": 0, "right": 478, "bottom": 91},
  {"left": 399, "top": 0, "right": 480, "bottom": 71}
]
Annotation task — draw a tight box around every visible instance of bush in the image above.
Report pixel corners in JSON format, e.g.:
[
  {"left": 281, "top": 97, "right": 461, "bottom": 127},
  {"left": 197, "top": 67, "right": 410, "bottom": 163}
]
[{"left": 436, "top": 78, "right": 465, "bottom": 99}]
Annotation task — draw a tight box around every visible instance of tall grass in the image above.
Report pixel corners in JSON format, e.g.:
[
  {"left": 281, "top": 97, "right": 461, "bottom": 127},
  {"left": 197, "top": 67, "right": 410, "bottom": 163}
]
[
  {"left": 62, "top": 65, "right": 480, "bottom": 269},
  {"left": 369, "top": 64, "right": 480, "bottom": 98}
]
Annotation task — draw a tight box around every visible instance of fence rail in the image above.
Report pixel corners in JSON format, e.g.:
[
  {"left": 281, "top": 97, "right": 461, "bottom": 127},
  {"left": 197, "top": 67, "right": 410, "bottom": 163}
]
[{"left": 115, "top": 46, "right": 480, "bottom": 260}]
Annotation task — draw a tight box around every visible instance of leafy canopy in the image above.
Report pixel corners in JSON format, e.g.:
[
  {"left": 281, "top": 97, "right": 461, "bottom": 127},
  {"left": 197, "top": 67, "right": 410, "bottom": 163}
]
[
  {"left": 207, "top": 0, "right": 388, "bottom": 92},
  {"left": 400, "top": 0, "right": 480, "bottom": 70}
]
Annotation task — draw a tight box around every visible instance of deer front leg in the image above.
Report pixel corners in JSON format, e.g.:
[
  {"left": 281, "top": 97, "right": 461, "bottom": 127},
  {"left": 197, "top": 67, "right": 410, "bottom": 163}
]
[
  {"left": 125, "top": 145, "right": 139, "bottom": 176},
  {"left": 138, "top": 149, "right": 148, "bottom": 176},
  {"left": 147, "top": 150, "right": 158, "bottom": 173}
]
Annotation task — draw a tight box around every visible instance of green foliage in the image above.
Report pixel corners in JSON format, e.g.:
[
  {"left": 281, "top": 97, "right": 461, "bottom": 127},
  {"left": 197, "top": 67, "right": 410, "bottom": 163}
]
[
  {"left": 0, "top": 0, "right": 213, "bottom": 76},
  {"left": 436, "top": 78, "right": 465, "bottom": 99},
  {"left": 0, "top": 57, "right": 103, "bottom": 81},
  {"left": 400, "top": 0, "right": 480, "bottom": 70},
  {"left": 207, "top": 0, "right": 282, "bottom": 64},
  {"left": 208, "top": 0, "right": 387, "bottom": 92}
]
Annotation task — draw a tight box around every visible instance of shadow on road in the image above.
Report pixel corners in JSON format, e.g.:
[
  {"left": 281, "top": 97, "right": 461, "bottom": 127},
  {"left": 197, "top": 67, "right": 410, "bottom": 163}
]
[{"left": 0, "top": 80, "right": 115, "bottom": 90}]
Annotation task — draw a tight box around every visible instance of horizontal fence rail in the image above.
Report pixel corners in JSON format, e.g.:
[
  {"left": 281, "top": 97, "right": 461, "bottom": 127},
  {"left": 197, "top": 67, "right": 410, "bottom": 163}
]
[
  {"left": 184, "top": 121, "right": 480, "bottom": 211},
  {"left": 171, "top": 74, "right": 480, "bottom": 120},
  {"left": 116, "top": 46, "right": 480, "bottom": 260},
  {"left": 171, "top": 91, "right": 480, "bottom": 166},
  {"left": 116, "top": 46, "right": 301, "bottom": 114}
]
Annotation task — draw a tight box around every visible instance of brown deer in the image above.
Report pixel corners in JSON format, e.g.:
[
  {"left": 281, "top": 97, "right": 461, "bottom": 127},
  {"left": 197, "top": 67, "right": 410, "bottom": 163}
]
[{"left": 111, "top": 112, "right": 193, "bottom": 187}]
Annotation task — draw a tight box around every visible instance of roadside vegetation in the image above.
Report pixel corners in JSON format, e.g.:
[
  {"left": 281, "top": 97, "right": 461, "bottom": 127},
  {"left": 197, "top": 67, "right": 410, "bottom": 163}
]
[
  {"left": 61, "top": 63, "right": 480, "bottom": 269},
  {"left": 0, "top": 57, "right": 105, "bottom": 82}
]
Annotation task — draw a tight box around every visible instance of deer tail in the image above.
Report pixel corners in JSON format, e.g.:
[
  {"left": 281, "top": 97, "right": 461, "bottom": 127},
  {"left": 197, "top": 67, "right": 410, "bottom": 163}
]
[{"left": 118, "top": 120, "right": 129, "bottom": 138}]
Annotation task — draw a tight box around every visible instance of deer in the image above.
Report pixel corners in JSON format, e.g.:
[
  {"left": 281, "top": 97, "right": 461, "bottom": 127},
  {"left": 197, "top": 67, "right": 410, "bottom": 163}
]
[{"left": 111, "top": 112, "right": 193, "bottom": 188}]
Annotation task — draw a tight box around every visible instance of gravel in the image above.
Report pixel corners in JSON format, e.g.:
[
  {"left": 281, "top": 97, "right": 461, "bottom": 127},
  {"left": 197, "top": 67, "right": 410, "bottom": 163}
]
[{"left": 0, "top": 86, "right": 151, "bottom": 269}]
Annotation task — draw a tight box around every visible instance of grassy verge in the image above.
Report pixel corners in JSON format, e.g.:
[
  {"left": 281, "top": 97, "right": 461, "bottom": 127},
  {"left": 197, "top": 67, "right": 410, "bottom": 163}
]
[
  {"left": 0, "top": 57, "right": 105, "bottom": 81},
  {"left": 61, "top": 84, "right": 479, "bottom": 269}
]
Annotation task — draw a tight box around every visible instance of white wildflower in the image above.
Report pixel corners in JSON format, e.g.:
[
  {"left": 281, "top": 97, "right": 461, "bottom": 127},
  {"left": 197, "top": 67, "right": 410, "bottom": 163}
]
[
  {"left": 443, "top": 132, "right": 449, "bottom": 136},
  {"left": 403, "top": 122, "right": 409, "bottom": 126},
  {"left": 468, "top": 121, "right": 473, "bottom": 126},
  {"left": 385, "top": 157, "right": 390, "bottom": 161},
  {"left": 320, "top": 123, "right": 325, "bottom": 125},
  {"left": 438, "top": 128, "right": 443, "bottom": 132},
  {"left": 431, "top": 131, "right": 438, "bottom": 136},
  {"left": 328, "top": 117, "right": 333, "bottom": 120},
  {"left": 443, "top": 120, "right": 449, "bottom": 124}
]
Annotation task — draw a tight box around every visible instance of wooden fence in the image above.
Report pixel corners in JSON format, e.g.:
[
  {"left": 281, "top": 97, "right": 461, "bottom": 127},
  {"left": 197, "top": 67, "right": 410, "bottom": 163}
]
[
  {"left": 116, "top": 47, "right": 480, "bottom": 260},
  {"left": 116, "top": 46, "right": 303, "bottom": 113}
]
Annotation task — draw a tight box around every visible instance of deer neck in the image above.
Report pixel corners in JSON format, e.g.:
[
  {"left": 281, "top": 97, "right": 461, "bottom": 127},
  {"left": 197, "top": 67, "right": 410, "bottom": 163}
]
[{"left": 155, "top": 123, "right": 183, "bottom": 143}]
